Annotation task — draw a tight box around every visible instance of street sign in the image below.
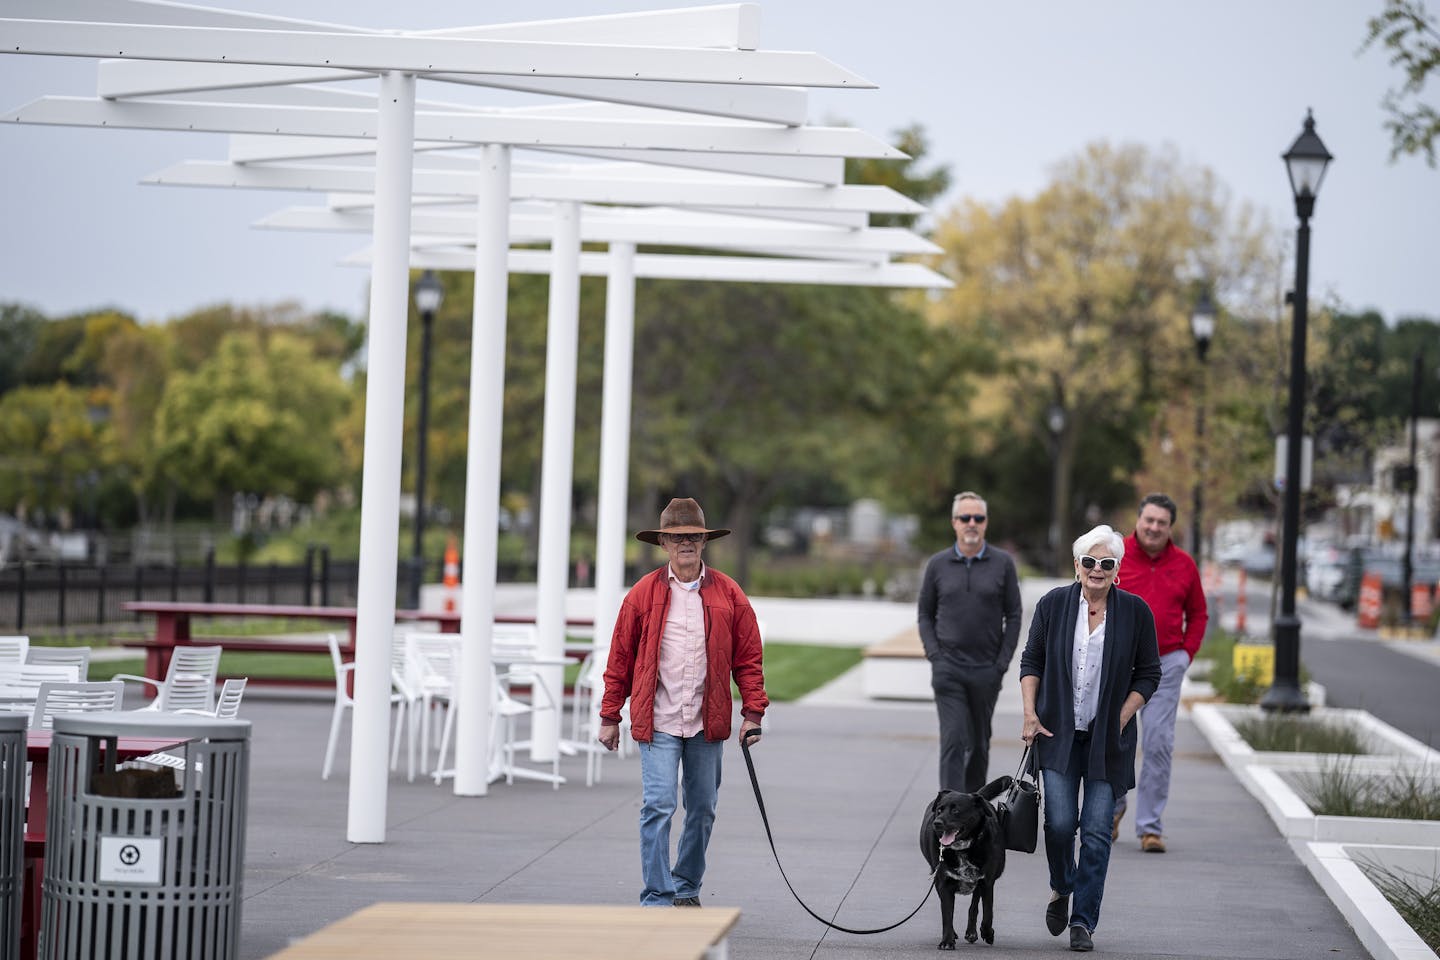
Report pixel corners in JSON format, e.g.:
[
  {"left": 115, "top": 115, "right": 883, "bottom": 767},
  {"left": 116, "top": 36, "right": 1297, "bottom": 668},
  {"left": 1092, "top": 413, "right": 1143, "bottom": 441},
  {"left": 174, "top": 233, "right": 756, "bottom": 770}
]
[{"left": 1273, "top": 435, "right": 1313, "bottom": 492}]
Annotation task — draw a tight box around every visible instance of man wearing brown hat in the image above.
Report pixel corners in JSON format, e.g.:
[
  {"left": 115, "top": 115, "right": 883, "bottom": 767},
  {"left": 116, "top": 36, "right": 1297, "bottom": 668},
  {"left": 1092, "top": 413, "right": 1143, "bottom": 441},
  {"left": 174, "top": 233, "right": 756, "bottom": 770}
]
[{"left": 599, "top": 497, "right": 768, "bottom": 907}]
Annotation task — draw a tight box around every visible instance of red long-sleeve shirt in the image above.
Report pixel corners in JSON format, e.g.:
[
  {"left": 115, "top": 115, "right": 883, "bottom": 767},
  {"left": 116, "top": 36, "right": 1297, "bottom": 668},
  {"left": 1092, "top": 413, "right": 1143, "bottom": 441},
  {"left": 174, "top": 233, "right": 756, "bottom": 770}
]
[{"left": 1121, "top": 534, "right": 1208, "bottom": 661}]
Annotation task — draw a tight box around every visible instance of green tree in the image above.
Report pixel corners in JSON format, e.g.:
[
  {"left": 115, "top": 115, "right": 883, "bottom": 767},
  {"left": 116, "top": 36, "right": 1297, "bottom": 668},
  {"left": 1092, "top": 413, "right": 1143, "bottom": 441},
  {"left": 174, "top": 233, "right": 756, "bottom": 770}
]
[
  {"left": 0, "top": 382, "right": 109, "bottom": 520},
  {"left": 845, "top": 123, "right": 954, "bottom": 228},
  {"left": 0, "top": 303, "right": 45, "bottom": 396},
  {"left": 151, "top": 330, "right": 350, "bottom": 520},
  {"left": 1365, "top": 0, "right": 1440, "bottom": 166},
  {"left": 928, "top": 142, "right": 1281, "bottom": 566},
  {"left": 630, "top": 279, "right": 934, "bottom": 582}
]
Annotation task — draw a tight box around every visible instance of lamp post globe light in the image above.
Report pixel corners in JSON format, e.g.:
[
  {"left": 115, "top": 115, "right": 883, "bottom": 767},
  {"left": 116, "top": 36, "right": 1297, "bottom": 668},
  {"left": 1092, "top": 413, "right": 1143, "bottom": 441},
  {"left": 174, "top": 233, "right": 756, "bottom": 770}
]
[
  {"left": 1190, "top": 288, "right": 1216, "bottom": 559},
  {"left": 1262, "top": 110, "right": 1332, "bottom": 714},
  {"left": 408, "top": 269, "right": 444, "bottom": 610}
]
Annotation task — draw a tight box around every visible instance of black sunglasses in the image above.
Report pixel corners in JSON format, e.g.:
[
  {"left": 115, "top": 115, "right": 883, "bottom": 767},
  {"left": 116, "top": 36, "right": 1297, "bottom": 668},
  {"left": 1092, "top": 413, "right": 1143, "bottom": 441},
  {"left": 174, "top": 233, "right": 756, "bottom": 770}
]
[
  {"left": 1080, "top": 555, "right": 1118, "bottom": 572},
  {"left": 661, "top": 532, "right": 705, "bottom": 543},
  {"left": 952, "top": 514, "right": 987, "bottom": 524}
]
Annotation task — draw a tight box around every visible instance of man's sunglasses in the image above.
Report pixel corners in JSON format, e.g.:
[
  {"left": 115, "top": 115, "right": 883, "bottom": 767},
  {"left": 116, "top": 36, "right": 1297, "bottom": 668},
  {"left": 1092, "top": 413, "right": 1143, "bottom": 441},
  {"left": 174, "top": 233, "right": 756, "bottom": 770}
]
[
  {"left": 661, "top": 532, "right": 706, "bottom": 543},
  {"left": 952, "top": 514, "right": 986, "bottom": 524},
  {"left": 1080, "top": 555, "right": 1118, "bottom": 572}
]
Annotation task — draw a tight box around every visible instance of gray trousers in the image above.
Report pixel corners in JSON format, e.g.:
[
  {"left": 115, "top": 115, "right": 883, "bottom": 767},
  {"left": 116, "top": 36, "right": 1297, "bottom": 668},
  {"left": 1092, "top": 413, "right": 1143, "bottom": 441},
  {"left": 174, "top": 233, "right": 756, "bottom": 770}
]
[
  {"left": 1115, "top": 649, "right": 1189, "bottom": 836},
  {"left": 932, "top": 661, "right": 1003, "bottom": 794}
]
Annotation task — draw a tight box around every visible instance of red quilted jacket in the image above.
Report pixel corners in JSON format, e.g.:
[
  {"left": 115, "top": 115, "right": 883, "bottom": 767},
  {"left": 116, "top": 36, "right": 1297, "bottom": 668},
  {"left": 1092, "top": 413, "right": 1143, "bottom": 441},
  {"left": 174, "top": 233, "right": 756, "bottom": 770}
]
[{"left": 600, "top": 565, "right": 768, "bottom": 743}]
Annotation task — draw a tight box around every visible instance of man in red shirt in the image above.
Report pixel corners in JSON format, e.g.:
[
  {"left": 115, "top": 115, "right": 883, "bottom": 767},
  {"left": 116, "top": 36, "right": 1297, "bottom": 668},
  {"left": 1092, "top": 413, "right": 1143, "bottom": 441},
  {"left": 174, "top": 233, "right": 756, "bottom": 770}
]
[
  {"left": 1113, "top": 493, "right": 1208, "bottom": 853},
  {"left": 599, "top": 498, "right": 767, "bottom": 906}
]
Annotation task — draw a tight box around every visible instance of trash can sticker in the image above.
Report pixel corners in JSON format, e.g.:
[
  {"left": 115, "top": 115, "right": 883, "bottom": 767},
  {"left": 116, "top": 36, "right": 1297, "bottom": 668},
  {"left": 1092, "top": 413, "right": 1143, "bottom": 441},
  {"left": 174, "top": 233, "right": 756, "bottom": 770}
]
[{"left": 98, "top": 837, "right": 163, "bottom": 884}]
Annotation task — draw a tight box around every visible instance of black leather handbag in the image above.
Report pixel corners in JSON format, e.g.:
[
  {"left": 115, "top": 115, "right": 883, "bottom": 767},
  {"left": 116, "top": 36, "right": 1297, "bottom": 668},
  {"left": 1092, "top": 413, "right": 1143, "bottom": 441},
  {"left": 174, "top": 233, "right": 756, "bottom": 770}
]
[{"left": 998, "top": 744, "right": 1041, "bottom": 854}]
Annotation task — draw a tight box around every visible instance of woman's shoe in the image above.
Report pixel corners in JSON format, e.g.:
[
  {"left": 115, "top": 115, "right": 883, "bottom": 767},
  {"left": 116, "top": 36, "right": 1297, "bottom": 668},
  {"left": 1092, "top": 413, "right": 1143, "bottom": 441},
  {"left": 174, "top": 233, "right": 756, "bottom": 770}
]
[{"left": 1045, "top": 893, "right": 1069, "bottom": 936}]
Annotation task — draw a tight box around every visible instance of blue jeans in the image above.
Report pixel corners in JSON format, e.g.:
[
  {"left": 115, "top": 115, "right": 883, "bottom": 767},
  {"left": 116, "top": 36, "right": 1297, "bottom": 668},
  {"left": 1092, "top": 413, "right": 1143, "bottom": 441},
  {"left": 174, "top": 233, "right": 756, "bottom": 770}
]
[
  {"left": 1041, "top": 734, "right": 1117, "bottom": 934},
  {"left": 637, "top": 732, "right": 723, "bottom": 905}
]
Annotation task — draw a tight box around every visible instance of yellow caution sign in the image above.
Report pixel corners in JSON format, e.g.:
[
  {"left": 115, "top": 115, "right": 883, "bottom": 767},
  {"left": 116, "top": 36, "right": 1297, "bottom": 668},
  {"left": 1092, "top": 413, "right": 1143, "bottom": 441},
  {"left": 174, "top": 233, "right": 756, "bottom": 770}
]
[{"left": 1233, "top": 643, "right": 1275, "bottom": 686}]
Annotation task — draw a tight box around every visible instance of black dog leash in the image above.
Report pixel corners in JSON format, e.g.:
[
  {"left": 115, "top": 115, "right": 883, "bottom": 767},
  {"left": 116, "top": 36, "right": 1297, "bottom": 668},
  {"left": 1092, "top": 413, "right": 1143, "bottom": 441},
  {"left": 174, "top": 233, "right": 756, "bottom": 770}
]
[{"left": 739, "top": 729, "right": 936, "bottom": 935}]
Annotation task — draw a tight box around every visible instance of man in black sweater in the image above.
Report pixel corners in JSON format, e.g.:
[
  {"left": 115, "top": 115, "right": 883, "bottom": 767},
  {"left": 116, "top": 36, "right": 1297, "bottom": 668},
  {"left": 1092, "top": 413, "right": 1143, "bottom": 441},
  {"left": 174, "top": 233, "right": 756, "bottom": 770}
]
[{"left": 917, "top": 491, "right": 1023, "bottom": 792}]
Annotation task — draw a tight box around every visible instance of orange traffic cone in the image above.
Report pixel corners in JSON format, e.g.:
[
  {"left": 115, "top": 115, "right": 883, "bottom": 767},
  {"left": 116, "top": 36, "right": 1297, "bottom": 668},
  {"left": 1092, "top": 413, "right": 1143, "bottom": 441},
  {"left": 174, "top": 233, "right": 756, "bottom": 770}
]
[
  {"left": 443, "top": 537, "right": 460, "bottom": 613},
  {"left": 1356, "top": 571, "right": 1383, "bottom": 629}
]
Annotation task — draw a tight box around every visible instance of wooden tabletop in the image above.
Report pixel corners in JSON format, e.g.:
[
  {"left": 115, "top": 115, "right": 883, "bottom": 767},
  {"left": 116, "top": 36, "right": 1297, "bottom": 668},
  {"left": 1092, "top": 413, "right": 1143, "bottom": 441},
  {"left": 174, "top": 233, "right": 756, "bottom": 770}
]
[{"left": 263, "top": 902, "right": 741, "bottom": 960}]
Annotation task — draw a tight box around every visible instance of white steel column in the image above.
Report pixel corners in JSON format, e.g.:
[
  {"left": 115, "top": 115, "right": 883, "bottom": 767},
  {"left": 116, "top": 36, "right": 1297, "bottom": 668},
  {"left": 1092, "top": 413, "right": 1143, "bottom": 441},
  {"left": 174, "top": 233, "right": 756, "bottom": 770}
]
[
  {"left": 593, "top": 242, "right": 637, "bottom": 657},
  {"left": 532, "top": 200, "right": 581, "bottom": 763},
  {"left": 347, "top": 70, "right": 415, "bottom": 843},
  {"left": 453, "top": 143, "right": 511, "bottom": 795}
]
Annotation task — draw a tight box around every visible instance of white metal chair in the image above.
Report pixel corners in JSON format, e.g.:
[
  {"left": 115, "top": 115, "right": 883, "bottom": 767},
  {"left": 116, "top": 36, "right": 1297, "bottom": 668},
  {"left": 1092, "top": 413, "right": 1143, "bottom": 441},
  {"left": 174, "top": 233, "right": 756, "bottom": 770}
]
[
  {"left": 491, "top": 624, "right": 561, "bottom": 733},
  {"left": 30, "top": 680, "right": 125, "bottom": 729},
  {"left": 405, "top": 633, "right": 460, "bottom": 776},
  {"left": 0, "top": 636, "right": 29, "bottom": 664},
  {"left": 131, "top": 678, "right": 249, "bottom": 773},
  {"left": 113, "top": 645, "right": 222, "bottom": 713},
  {"left": 0, "top": 663, "right": 81, "bottom": 706},
  {"left": 177, "top": 677, "right": 248, "bottom": 719},
  {"left": 322, "top": 633, "right": 354, "bottom": 780},
  {"left": 25, "top": 645, "right": 91, "bottom": 680},
  {"left": 389, "top": 631, "right": 423, "bottom": 782},
  {"left": 569, "top": 649, "right": 629, "bottom": 786}
]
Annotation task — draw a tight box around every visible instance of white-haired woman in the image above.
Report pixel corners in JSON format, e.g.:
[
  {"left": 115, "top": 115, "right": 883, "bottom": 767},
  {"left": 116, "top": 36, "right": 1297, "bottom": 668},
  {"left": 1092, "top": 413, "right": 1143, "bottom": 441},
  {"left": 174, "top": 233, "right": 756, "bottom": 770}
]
[{"left": 1018, "top": 524, "right": 1161, "bottom": 952}]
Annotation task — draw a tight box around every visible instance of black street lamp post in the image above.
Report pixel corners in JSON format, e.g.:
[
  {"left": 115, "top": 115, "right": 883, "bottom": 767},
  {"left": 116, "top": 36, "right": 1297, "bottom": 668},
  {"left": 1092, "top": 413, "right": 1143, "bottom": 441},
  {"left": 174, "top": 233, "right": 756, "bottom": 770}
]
[
  {"left": 1190, "top": 289, "right": 1216, "bottom": 559},
  {"left": 1262, "top": 110, "right": 1332, "bottom": 714},
  {"left": 1046, "top": 403, "right": 1067, "bottom": 576},
  {"left": 408, "top": 269, "right": 443, "bottom": 611}
]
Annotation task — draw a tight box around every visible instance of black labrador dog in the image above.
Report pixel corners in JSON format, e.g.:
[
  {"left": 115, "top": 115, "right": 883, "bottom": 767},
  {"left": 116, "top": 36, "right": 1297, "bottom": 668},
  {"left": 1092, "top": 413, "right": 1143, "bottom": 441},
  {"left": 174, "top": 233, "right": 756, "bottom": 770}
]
[{"left": 919, "top": 777, "right": 1011, "bottom": 949}]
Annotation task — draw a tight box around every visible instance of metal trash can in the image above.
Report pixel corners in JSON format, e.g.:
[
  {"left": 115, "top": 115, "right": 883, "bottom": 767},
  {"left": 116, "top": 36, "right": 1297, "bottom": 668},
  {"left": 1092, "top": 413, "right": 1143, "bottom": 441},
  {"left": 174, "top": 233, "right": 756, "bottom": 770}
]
[
  {"left": 39, "top": 712, "right": 250, "bottom": 960},
  {"left": 0, "top": 713, "right": 26, "bottom": 960}
]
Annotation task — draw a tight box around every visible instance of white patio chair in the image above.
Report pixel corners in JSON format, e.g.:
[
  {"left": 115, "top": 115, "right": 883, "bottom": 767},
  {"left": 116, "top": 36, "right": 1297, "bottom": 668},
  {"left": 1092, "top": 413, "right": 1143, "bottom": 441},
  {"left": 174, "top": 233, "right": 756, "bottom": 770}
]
[
  {"left": 132, "top": 678, "right": 248, "bottom": 773},
  {"left": 389, "top": 630, "right": 423, "bottom": 782},
  {"left": 113, "top": 645, "right": 222, "bottom": 713},
  {"left": 322, "top": 633, "right": 354, "bottom": 780},
  {"left": 569, "top": 650, "right": 629, "bottom": 786},
  {"left": 405, "top": 633, "right": 460, "bottom": 776},
  {"left": 26, "top": 644, "right": 91, "bottom": 680},
  {"left": 0, "top": 636, "right": 29, "bottom": 665},
  {"left": 0, "top": 663, "right": 81, "bottom": 706},
  {"left": 30, "top": 680, "right": 125, "bottom": 729},
  {"left": 432, "top": 663, "right": 561, "bottom": 789},
  {"left": 491, "top": 624, "right": 561, "bottom": 734},
  {"left": 177, "top": 677, "right": 248, "bottom": 719}
]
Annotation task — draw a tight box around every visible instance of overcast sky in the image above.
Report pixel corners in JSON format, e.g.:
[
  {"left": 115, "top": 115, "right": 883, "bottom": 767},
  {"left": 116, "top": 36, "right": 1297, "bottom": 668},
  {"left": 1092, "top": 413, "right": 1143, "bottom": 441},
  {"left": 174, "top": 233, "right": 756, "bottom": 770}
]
[{"left": 0, "top": 0, "right": 1433, "bottom": 324}]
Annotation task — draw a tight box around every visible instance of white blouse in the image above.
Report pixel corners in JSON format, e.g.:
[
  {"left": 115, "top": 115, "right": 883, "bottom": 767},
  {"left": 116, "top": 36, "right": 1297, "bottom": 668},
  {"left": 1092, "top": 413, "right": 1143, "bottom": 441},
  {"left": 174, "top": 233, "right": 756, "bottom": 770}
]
[{"left": 1071, "top": 595, "right": 1107, "bottom": 732}]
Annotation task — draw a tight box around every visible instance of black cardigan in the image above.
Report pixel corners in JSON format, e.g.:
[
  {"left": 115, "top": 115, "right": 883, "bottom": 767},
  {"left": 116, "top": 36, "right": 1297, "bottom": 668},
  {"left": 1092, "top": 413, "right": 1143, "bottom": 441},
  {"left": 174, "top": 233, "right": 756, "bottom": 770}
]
[{"left": 1018, "top": 582, "right": 1162, "bottom": 791}]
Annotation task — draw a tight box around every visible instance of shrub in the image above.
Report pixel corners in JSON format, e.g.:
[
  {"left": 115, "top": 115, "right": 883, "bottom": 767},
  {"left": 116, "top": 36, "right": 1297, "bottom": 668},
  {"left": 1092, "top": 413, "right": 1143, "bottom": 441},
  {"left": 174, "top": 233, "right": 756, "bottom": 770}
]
[
  {"left": 1355, "top": 858, "right": 1440, "bottom": 952},
  {"left": 1295, "top": 761, "right": 1440, "bottom": 820},
  {"left": 1231, "top": 713, "right": 1368, "bottom": 754}
]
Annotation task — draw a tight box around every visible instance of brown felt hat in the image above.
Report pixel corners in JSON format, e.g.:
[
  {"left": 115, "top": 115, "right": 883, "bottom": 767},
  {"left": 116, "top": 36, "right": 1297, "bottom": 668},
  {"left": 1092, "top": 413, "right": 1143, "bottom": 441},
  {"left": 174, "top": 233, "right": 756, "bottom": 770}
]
[{"left": 636, "top": 497, "right": 731, "bottom": 545}]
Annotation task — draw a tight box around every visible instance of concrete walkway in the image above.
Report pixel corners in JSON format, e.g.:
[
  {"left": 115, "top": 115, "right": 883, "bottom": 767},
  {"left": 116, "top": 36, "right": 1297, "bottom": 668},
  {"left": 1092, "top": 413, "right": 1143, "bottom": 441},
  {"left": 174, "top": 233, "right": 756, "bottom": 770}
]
[{"left": 232, "top": 590, "right": 1374, "bottom": 960}]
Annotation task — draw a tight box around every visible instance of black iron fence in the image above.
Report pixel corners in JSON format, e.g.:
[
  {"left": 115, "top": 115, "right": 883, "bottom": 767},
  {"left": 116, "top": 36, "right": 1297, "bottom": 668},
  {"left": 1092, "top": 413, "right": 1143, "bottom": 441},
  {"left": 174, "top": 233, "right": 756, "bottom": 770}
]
[
  {"left": 0, "top": 546, "right": 364, "bottom": 632},
  {"left": 0, "top": 546, "right": 611, "bottom": 634}
]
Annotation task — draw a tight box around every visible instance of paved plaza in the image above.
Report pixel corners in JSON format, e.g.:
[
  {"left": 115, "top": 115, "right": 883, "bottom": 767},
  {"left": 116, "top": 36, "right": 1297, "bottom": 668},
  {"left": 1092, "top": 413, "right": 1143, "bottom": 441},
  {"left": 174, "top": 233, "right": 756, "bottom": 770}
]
[{"left": 235, "top": 593, "right": 1377, "bottom": 959}]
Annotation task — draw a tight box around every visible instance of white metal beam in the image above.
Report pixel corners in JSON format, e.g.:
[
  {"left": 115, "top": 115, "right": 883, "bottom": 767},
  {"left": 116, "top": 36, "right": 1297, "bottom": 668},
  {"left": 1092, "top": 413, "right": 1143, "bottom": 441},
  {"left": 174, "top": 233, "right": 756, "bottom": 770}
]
[
  {"left": 255, "top": 205, "right": 940, "bottom": 256},
  {"left": 143, "top": 160, "right": 925, "bottom": 216},
  {"left": 5, "top": 0, "right": 367, "bottom": 32},
  {"left": 344, "top": 247, "right": 953, "bottom": 288},
  {"left": 3, "top": 97, "right": 900, "bottom": 158},
  {"left": 98, "top": 60, "right": 810, "bottom": 126},
  {"left": 2, "top": 19, "right": 873, "bottom": 87},
  {"left": 220, "top": 135, "right": 848, "bottom": 184}
]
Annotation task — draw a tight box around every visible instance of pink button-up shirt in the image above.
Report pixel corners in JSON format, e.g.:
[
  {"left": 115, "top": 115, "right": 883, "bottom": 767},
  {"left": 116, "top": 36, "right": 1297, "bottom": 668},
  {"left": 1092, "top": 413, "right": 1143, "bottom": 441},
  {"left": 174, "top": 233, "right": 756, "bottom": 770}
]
[{"left": 652, "top": 563, "right": 708, "bottom": 738}]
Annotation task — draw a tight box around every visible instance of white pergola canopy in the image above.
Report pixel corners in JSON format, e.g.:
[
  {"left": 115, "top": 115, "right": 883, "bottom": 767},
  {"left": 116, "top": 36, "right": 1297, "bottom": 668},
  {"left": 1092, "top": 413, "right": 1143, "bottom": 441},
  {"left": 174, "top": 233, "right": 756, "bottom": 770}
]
[{"left": 2, "top": 0, "right": 948, "bottom": 842}]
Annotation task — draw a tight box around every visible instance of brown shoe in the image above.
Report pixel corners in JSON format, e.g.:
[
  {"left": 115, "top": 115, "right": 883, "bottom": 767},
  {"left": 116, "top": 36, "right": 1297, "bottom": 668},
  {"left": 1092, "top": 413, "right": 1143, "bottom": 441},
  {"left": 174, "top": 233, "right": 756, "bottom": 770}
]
[
  {"left": 1140, "top": 833, "right": 1166, "bottom": 853},
  {"left": 1111, "top": 806, "right": 1124, "bottom": 841}
]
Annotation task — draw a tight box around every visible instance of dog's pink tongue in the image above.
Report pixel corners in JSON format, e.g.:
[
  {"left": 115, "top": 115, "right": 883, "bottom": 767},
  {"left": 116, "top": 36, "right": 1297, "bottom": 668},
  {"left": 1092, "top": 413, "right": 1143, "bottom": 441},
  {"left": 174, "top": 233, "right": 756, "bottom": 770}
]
[{"left": 939, "top": 830, "right": 958, "bottom": 847}]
